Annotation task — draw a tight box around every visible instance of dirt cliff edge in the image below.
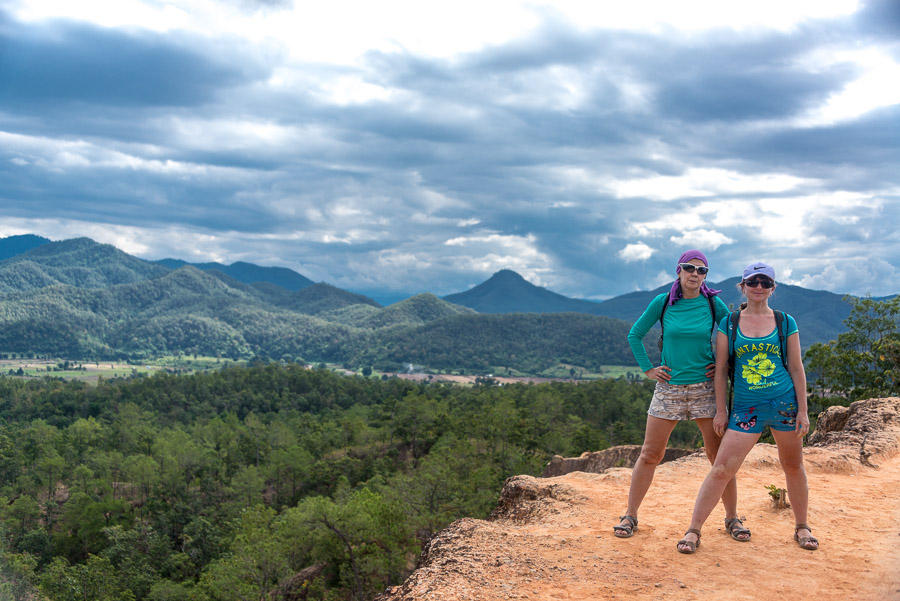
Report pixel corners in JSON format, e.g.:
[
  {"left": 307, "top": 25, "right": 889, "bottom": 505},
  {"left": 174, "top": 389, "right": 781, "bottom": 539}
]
[{"left": 377, "top": 397, "right": 900, "bottom": 601}]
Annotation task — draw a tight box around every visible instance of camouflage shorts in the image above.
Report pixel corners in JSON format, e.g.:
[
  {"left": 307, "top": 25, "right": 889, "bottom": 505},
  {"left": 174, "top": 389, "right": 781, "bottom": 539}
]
[{"left": 647, "top": 380, "right": 716, "bottom": 421}]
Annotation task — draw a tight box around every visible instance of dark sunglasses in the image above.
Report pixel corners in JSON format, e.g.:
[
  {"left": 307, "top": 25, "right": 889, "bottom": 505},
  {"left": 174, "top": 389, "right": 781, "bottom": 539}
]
[
  {"left": 679, "top": 263, "right": 709, "bottom": 275},
  {"left": 744, "top": 277, "right": 774, "bottom": 289}
]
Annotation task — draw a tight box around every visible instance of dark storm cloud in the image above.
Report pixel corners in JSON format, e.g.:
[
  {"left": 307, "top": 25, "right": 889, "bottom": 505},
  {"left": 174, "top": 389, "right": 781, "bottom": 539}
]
[
  {"left": 456, "top": 18, "right": 602, "bottom": 72},
  {"left": 650, "top": 36, "right": 853, "bottom": 120},
  {"left": 0, "top": 19, "right": 256, "bottom": 111},
  {"left": 657, "top": 67, "right": 838, "bottom": 122},
  {"left": 0, "top": 156, "right": 270, "bottom": 231},
  {"left": 727, "top": 105, "right": 900, "bottom": 177},
  {"left": 855, "top": 0, "right": 900, "bottom": 39}
]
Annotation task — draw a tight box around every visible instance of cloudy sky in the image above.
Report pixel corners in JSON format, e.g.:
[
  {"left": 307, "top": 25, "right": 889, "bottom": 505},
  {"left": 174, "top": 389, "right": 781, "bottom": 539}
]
[{"left": 1, "top": 0, "right": 899, "bottom": 302}]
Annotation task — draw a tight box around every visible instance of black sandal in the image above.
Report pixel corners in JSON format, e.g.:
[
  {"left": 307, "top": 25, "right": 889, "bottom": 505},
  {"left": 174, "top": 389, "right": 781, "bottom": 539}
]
[
  {"left": 794, "top": 524, "right": 819, "bottom": 550},
  {"left": 613, "top": 515, "right": 637, "bottom": 538},
  {"left": 676, "top": 529, "right": 701, "bottom": 554},
  {"left": 725, "top": 517, "right": 751, "bottom": 542}
]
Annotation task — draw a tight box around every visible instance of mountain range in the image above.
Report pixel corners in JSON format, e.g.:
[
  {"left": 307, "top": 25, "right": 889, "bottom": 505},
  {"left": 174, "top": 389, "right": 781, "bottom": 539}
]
[
  {"left": 0, "top": 234, "right": 873, "bottom": 371},
  {"left": 0, "top": 236, "right": 636, "bottom": 372}
]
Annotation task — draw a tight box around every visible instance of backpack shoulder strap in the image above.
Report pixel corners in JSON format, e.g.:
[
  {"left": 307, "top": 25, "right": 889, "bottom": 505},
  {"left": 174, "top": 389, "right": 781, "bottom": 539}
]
[
  {"left": 658, "top": 292, "right": 669, "bottom": 324},
  {"left": 726, "top": 310, "right": 741, "bottom": 415},
  {"left": 727, "top": 310, "right": 741, "bottom": 361},
  {"left": 657, "top": 293, "right": 669, "bottom": 352},
  {"left": 774, "top": 310, "right": 787, "bottom": 368},
  {"left": 707, "top": 295, "right": 716, "bottom": 335}
]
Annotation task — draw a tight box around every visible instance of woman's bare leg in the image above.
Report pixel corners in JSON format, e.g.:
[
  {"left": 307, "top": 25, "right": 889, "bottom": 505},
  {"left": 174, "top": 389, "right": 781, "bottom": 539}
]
[
  {"left": 615, "top": 415, "right": 678, "bottom": 530},
  {"left": 770, "top": 429, "right": 817, "bottom": 548},
  {"left": 677, "top": 430, "right": 759, "bottom": 551},
  {"left": 695, "top": 418, "right": 740, "bottom": 521}
]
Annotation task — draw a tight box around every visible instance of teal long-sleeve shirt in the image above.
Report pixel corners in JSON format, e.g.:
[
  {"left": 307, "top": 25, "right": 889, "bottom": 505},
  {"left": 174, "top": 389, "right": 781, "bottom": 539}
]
[{"left": 628, "top": 292, "right": 730, "bottom": 385}]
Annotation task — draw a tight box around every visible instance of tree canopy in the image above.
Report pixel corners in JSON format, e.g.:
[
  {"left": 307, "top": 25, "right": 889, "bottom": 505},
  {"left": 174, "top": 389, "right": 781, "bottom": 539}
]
[{"left": 0, "top": 364, "right": 686, "bottom": 600}]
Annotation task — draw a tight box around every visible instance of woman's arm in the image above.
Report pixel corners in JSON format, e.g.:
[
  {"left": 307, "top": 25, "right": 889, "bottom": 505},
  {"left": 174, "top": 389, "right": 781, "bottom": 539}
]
[
  {"left": 713, "top": 329, "right": 730, "bottom": 436},
  {"left": 703, "top": 296, "right": 731, "bottom": 380},
  {"left": 627, "top": 293, "right": 667, "bottom": 374},
  {"left": 786, "top": 331, "right": 810, "bottom": 437}
]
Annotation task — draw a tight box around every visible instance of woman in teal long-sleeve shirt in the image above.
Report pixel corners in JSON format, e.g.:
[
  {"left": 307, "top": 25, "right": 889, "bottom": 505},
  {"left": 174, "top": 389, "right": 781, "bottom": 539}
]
[{"left": 613, "top": 250, "right": 749, "bottom": 544}]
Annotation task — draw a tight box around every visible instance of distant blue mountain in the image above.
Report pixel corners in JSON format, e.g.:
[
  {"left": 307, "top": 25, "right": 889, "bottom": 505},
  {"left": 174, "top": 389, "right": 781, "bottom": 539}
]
[
  {"left": 0, "top": 234, "right": 51, "bottom": 260},
  {"left": 157, "top": 259, "right": 314, "bottom": 291},
  {"left": 443, "top": 269, "right": 604, "bottom": 314}
]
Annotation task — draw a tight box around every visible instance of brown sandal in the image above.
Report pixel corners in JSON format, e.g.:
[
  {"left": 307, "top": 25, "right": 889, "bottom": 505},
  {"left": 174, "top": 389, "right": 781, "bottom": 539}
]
[
  {"left": 725, "top": 517, "right": 751, "bottom": 541},
  {"left": 613, "top": 515, "right": 638, "bottom": 538},
  {"left": 676, "top": 529, "right": 701, "bottom": 554},
  {"left": 794, "top": 524, "right": 818, "bottom": 550}
]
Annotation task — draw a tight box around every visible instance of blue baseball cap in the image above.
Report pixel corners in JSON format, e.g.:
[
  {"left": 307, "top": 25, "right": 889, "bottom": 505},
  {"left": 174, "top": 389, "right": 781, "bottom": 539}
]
[{"left": 743, "top": 261, "right": 775, "bottom": 281}]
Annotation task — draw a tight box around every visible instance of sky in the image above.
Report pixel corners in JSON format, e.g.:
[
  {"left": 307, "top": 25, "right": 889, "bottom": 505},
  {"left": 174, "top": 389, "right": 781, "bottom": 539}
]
[{"left": 1, "top": 0, "right": 899, "bottom": 302}]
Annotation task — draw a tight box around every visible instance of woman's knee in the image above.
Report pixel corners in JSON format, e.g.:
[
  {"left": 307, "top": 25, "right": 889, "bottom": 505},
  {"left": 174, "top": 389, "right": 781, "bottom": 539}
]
[
  {"left": 708, "top": 461, "right": 737, "bottom": 483},
  {"left": 638, "top": 445, "right": 666, "bottom": 466},
  {"left": 781, "top": 459, "right": 806, "bottom": 478}
]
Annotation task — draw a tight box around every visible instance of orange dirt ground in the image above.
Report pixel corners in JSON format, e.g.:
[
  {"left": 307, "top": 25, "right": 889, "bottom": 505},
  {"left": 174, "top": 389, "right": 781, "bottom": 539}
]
[{"left": 380, "top": 442, "right": 900, "bottom": 601}]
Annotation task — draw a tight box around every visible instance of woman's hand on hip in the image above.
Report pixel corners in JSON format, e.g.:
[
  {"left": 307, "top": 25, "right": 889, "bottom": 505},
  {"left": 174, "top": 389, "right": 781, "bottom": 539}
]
[
  {"left": 645, "top": 365, "right": 671, "bottom": 382},
  {"left": 704, "top": 362, "right": 716, "bottom": 380}
]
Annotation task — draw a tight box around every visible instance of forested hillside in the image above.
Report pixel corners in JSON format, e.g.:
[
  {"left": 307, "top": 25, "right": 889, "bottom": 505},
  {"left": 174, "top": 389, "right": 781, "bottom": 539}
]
[
  {"left": 269, "top": 283, "right": 381, "bottom": 315},
  {"left": 0, "top": 363, "right": 677, "bottom": 601},
  {"left": 353, "top": 312, "right": 639, "bottom": 374},
  {"left": 156, "top": 258, "right": 315, "bottom": 291},
  {"left": 0, "top": 238, "right": 169, "bottom": 292},
  {"left": 0, "top": 239, "right": 644, "bottom": 374}
]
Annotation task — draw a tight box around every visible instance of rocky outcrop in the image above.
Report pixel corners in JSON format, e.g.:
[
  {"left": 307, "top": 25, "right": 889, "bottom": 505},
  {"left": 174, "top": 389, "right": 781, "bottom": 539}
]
[
  {"left": 488, "top": 475, "right": 585, "bottom": 523},
  {"left": 542, "top": 444, "right": 696, "bottom": 477},
  {"left": 373, "top": 519, "right": 501, "bottom": 601},
  {"left": 808, "top": 396, "right": 900, "bottom": 466}
]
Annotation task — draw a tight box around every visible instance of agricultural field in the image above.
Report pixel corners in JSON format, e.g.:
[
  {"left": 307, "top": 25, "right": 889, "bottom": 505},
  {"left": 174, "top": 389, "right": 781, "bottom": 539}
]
[
  {"left": 0, "top": 355, "right": 235, "bottom": 383},
  {"left": 0, "top": 357, "right": 644, "bottom": 385}
]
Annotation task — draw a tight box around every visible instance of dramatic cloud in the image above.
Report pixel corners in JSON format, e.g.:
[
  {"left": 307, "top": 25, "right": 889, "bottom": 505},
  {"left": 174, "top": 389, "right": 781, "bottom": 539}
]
[{"left": 0, "top": 0, "right": 898, "bottom": 300}]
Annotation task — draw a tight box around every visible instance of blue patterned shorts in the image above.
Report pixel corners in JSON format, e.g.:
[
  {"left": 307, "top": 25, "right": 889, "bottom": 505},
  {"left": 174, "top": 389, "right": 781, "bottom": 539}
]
[{"left": 729, "top": 391, "right": 797, "bottom": 433}]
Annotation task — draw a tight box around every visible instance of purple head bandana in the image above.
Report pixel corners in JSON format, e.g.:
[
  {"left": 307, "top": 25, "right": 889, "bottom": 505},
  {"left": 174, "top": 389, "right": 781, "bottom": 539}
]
[{"left": 667, "top": 249, "right": 721, "bottom": 306}]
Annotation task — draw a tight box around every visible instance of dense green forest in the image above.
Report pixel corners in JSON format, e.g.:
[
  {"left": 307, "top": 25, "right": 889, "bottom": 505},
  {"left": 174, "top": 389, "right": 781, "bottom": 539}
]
[{"left": 0, "top": 364, "right": 691, "bottom": 601}]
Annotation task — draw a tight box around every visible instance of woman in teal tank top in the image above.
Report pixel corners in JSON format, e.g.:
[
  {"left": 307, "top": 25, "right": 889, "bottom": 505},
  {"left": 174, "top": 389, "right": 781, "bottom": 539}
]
[
  {"left": 614, "top": 250, "right": 748, "bottom": 543},
  {"left": 676, "top": 262, "right": 818, "bottom": 553}
]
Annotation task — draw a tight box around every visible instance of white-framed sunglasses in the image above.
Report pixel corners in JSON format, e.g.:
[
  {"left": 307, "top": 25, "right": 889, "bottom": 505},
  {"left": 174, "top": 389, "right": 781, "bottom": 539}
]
[{"left": 679, "top": 263, "right": 709, "bottom": 275}]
